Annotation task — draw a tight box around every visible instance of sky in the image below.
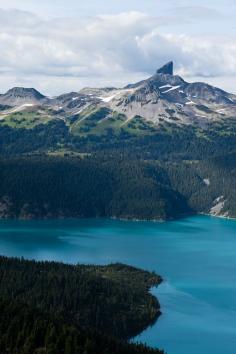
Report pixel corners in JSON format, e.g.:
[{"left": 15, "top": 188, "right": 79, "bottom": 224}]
[{"left": 0, "top": 0, "right": 235, "bottom": 95}]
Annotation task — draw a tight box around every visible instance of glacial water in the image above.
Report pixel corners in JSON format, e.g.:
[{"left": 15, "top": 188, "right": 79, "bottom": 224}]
[{"left": 0, "top": 215, "right": 236, "bottom": 354}]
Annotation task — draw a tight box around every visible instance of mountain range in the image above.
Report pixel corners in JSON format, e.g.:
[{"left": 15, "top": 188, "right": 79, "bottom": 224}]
[
  {"left": 0, "top": 61, "right": 236, "bottom": 134},
  {"left": 0, "top": 62, "right": 236, "bottom": 221}
]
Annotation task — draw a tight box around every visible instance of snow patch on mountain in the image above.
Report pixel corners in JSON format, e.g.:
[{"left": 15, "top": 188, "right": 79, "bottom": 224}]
[
  {"left": 162, "top": 85, "right": 181, "bottom": 93},
  {"left": 159, "top": 84, "right": 172, "bottom": 89},
  {"left": 98, "top": 94, "right": 117, "bottom": 103},
  {"left": 203, "top": 178, "right": 210, "bottom": 186},
  {"left": 3, "top": 103, "right": 35, "bottom": 115}
]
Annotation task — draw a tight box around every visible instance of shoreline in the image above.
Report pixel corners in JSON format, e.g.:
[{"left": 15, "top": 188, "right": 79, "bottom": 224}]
[
  {"left": 0, "top": 211, "right": 236, "bottom": 223},
  {"left": 201, "top": 212, "right": 236, "bottom": 222}
]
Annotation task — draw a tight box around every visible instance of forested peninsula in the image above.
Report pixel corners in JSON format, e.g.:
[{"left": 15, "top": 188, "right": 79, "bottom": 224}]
[{"left": 0, "top": 256, "right": 163, "bottom": 354}]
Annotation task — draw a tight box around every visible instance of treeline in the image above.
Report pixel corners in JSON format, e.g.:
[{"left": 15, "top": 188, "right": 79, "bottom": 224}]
[
  {"left": 0, "top": 117, "right": 236, "bottom": 161},
  {"left": 0, "top": 257, "right": 163, "bottom": 354}
]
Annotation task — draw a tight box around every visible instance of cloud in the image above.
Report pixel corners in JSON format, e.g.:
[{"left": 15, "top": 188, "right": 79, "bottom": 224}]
[
  {"left": 167, "top": 5, "right": 223, "bottom": 21},
  {"left": 0, "top": 8, "right": 235, "bottom": 94}
]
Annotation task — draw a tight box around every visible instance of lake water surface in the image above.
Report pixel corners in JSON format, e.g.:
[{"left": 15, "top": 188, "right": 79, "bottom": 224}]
[{"left": 0, "top": 215, "right": 236, "bottom": 354}]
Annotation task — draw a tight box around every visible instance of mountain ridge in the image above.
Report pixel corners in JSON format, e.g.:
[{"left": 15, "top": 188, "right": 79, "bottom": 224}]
[
  {"left": 0, "top": 61, "right": 236, "bottom": 145},
  {"left": 0, "top": 62, "right": 235, "bottom": 132}
]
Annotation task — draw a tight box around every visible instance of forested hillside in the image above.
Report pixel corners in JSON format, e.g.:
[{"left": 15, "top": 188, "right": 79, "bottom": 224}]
[
  {"left": 0, "top": 153, "right": 235, "bottom": 220},
  {"left": 0, "top": 156, "right": 189, "bottom": 220}
]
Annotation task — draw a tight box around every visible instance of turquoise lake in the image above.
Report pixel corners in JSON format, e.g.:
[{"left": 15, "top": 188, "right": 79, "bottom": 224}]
[{"left": 1, "top": 215, "right": 236, "bottom": 354}]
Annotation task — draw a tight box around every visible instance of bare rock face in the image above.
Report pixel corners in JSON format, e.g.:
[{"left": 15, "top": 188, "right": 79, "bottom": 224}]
[
  {"left": 0, "top": 196, "right": 13, "bottom": 218},
  {"left": 156, "top": 61, "right": 174, "bottom": 75}
]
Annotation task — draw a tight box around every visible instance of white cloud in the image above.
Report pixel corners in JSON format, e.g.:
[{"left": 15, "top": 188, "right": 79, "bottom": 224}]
[{"left": 0, "top": 8, "right": 236, "bottom": 94}]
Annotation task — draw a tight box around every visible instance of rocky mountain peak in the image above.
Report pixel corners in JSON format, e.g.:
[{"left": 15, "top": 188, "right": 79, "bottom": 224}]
[
  {"left": 0, "top": 87, "right": 46, "bottom": 106},
  {"left": 156, "top": 61, "right": 174, "bottom": 75},
  {"left": 4, "top": 87, "right": 45, "bottom": 99}
]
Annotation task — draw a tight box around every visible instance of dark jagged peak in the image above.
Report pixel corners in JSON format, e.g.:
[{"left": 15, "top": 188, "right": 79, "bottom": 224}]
[
  {"left": 156, "top": 61, "right": 174, "bottom": 75},
  {"left": 126, "top": 61, "right": 183, "bottom": 90}
]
